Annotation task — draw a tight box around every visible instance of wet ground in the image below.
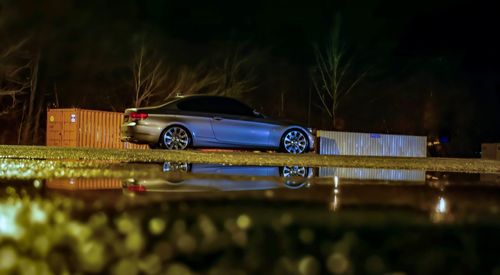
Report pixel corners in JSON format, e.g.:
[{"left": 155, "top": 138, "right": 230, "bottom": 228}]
[{"left": 1, "top": 146, "right": 500, "bottom": 274}]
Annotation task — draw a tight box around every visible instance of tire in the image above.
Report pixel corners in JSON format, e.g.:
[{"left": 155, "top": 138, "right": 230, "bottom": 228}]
[
  {"left": 281, "top": 129, "right": 309, "bottom": 154},
  {"left": 160, "top": 125, "right": 191, "bottom": 150},
  {"left": 148, "top": 143, "right": 160, "bottom": 149},
  {"left": 279, "top": 166, "right": 310, "bottom": 189},
  {"left": 162, "top": 162, "right": 191, "bottom": 173},
  {"left": 162, "top": 162, "right": 191, "bottom": 184}
]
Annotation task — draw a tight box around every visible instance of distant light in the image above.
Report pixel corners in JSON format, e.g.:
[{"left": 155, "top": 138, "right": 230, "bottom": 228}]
[
  {"left": 439, "top": 136, "right": 450, "bottom": 144},
  {"left": 436, "top": 197, "right": 447, "bottom": 213}
]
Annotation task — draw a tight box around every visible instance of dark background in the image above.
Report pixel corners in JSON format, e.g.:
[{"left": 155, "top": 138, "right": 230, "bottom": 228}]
[{"left": 0, "top": 0, "right": 499, "bottom": 156}]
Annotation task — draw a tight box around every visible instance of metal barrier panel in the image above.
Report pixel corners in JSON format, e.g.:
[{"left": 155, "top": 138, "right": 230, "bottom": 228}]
[
  {"left": 319, "top": 167, "right": 426, "bottom": 182},
  {"left": 318, "top": 130, "right": 427, "bottom": 157}
]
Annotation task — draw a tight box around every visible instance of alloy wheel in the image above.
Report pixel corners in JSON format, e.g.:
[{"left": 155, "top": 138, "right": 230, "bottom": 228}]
[
  {"left": 163, "top": 162, "right": 190, "bottom": 172},
  {"left": 281, "top": 166, "right": 307, "bottom": 177},
  {"left": 163, "top": 127, "right": 190, "bottom": 150},
  {"left": 283, "top": 130, "right": 308, "bottom": 154}
]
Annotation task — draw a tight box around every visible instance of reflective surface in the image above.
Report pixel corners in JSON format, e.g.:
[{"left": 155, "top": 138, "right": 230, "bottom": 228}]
[{"left": 1, "top": 161, "right": 500, "bottom": 274}]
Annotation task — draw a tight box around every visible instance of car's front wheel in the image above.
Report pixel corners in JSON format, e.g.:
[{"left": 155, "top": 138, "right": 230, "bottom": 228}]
[
  {"left": 279, "top": 166, "right": 311, "bottom": 188},
  {"left": 281, "top": 129, "right": 309, "bottom": 154},
  {"left": 161, "top": 126, "right": 191, "bottom": 150}
]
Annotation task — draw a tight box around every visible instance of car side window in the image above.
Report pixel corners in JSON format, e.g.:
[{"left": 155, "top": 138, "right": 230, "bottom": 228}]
[
  {"left": 214, "top": 98, "right": 255, "bottom": 116},
  {"left": 177, "top": 97, "right": 255, "bottom": 116},
  {"left": 177, "top": 98, "right": 215, "bottom": 113}
]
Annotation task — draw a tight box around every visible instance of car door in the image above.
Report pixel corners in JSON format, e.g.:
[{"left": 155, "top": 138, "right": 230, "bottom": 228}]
[
  {"left": 209, "top": 98, "right": 275, "bottom": 147},
  {"left": 174, "top": 97, "right": 217, "bottom": 142}
]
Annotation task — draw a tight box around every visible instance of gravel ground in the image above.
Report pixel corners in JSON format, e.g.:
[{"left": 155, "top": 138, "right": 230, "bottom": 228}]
[{"left": 0, "top": 145, "right": 499, "bottom": 174}]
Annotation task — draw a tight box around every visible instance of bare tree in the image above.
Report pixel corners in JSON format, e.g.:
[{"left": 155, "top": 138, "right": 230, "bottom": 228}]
[
  {"left": 132, "top": 45, "right": 220, "bottom": 106},
  {"left": 0, "top": 38, "right": 31, "bottom": 116},
  {"left": 131, "top": 43, "right": 262, "bottom": 106},
  {"left": 132, "top": 44, "right": 171, "bottom": 107},
  {"left": 165, "top": 64, "right": 220, "bottom": 99},
  {"left": 212, "top": 45, "right": 259, "bottom": 98},
  {"left": 19, "top": 51, "right": 40, "bottom": 144},
  {"left": 312, "top": 25, "right": 367, "bottom": 129},
  {"left": 165, "top": 46, "right": 261, "bottom": 100},
  {"left": 0, "top": 36, "right": 45, "bottom": 144}
]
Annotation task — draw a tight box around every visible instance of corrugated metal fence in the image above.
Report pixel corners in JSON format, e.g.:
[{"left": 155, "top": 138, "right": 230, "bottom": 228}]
[
  {"left": 317, "top": 131, "right": 427, "bottom": 181},
  {"left": 318, "top": 167, "right": 426, "bottom": 182},
  {"left": 318, "top": 130, "right": 427, "bottom": 157}
]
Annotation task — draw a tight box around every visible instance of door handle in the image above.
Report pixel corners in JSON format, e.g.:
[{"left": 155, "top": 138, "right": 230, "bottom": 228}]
[{"left": 213, "top": 116, "right": 223, "bottom": 121}]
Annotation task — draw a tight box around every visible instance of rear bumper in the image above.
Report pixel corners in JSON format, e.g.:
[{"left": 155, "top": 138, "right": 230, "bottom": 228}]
[{"left": 121, "top": 123, "right": 160, "bottom": 144}]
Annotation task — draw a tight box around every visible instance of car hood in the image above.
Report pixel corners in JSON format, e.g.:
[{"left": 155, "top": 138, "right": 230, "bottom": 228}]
[{"left": 259, "top": 116, "right": 307, "bottom": 128}]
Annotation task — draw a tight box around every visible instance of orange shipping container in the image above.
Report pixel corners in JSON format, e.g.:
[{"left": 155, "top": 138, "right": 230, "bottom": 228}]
[
  {"left": 45, "top": 178, "right": 123, "bottom": 190},
  {"left": 46, "top": 108, "right": 148, "bottom": 149},
  {"left": 481, "top": 143, "right": 500, "bottom": 160}
]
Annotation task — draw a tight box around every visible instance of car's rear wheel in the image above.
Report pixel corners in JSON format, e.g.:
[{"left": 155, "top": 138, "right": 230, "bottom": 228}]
[
  {"left": 161, "top": 126, "right": 191, "bottom": 150},
  {"left": 281, "top": 129, "right": 309, "bottom": 154}
]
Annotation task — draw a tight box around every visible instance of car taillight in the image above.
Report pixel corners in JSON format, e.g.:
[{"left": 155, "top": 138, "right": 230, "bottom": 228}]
[
  {"left": 129, "top": 112, "right": 148, "bottom": 120},
  {"left": 127, "top": 185, "right": 146, "bottom": 192}
]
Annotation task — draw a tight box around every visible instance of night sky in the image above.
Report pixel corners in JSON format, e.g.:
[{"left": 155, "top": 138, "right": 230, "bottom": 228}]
[{"left": 0, "top": 0, "right": 499, "bottom": 156}]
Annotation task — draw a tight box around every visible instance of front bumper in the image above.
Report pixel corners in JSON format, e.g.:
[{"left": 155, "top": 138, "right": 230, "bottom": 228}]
[{"left": 307, "top": 133, "right": 316, "bottom": 152}]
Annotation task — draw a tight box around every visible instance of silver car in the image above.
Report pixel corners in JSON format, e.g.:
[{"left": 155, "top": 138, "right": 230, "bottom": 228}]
[{"left": 121, "top": 95, "right": 315, "bottom": 153}]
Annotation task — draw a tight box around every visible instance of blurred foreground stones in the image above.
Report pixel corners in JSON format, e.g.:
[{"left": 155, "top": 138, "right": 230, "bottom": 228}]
[{"left": 0, "top": 184, "right": 500, "bottom": 275}]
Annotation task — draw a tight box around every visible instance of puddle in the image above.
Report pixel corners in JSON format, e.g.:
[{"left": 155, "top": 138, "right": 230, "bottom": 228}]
[
  {"left": 1, "top": 162, "right": 500, "bottom": 274},
  {"left": 2, "top": 162, "right": 499, "bottom": 221}
]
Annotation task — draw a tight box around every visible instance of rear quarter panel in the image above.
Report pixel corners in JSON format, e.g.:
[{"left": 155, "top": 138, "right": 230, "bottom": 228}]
[{"left": 142, "top": 113, "right": 215, "bottom": 146}]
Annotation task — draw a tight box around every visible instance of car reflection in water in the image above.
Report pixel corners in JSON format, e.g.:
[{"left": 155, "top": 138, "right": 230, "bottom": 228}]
[{"left": 124, "top": 162, "right": 314, "bottom": 193}]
